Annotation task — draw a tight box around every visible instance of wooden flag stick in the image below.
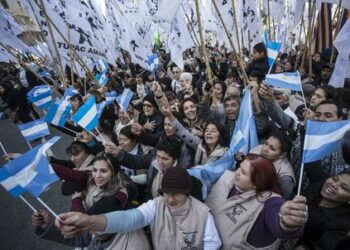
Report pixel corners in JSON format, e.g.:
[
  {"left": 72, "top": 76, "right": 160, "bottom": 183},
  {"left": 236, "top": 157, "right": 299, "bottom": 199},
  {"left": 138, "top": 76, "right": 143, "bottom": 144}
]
[
  {"left": 182, "top": 5, "right": 201, "bottom": 47},
  {"left": 330, "top": 7, "right": 344, "bottom": 63},
  {"left": 26, "top": 0, "right": 60, "bottom": 77},
  {"left": 0, "top": 43, "right": 53, "bottom": 88},
  {"left": 212, "top": 0, "right": 250, "bottom": 86},
  {"left": 67, "top": 24, "right": 75, "bottom": 86},
  {"left": 37, "top": 197, "right": 61, "bottom": 221},
  {"left": 231, "top": 0, "right": 241, "bottom": 54},
  {"left": 32, "top": 1, "right": 97, "bottom": 86},
  {"left": 267, "top": 0, "right": 272, "bottom": 40},
  {"left": 39, "top": 0, "right": 67, "bottom": 88},
  {"left": 194, "top": 0, "right": 213, "bottom": 82}
]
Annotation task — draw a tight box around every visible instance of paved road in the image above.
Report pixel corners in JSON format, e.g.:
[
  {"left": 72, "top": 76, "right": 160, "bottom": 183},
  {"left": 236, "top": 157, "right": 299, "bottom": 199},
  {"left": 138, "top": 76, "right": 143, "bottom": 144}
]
[{"left": 0, "top": 119, "right": 74, "bottom": 250}]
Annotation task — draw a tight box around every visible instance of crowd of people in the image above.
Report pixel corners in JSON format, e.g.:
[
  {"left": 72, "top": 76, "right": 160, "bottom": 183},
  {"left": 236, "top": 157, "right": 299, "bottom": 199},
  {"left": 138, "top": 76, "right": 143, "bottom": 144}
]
[{"left": 1, "top": 41, "right": 350, "bottom": 249}]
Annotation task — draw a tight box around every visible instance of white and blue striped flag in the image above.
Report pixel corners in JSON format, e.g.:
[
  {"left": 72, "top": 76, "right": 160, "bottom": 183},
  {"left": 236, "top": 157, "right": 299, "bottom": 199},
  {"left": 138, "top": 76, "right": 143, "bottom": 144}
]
[
  {"left": 71, "top": 96, "right": 98, "bottom": 131},
  {"left": 105, "top": 91, "right": 117, "bottom": 104},
  {"left": 97, "top": 101, "right": 107, "bottom": 119},
  {"left": 265, "top": 71, "right": 302, "bottom": 92},
  {"left": 97, "top": 59, "right": 109, "bottom": 73},
  {"left": 18, "top": 119, "right": 50, "bottom": 142},
  {"left": 0, "top": 136, "right": 61, "bottom": 197},
  {"left": 63, "top": 87, "right": 79, "bottom": 101},
  {"left": 27, "top": 85, "right": 52, "bottom": 109},
  {"left": 116, "top": 88, "right": 134, "bottom": 113},
  {"left": 302, "top": 120, "right": 350, "bottom": 163},
  {"left": 264, "top": 32, "right": 281, "bottom": 67},
  {"left": 146, "top": 54, "right": 159, "bottom": 73},
  {"left": 95, "top": 72, "right": 109, "bottom": 87},
  {"left": 44, "top": 100, "right": 72, "bottom": 127},
  {"left": 229, "top": 88, "right": 259, "bottom": 155}
]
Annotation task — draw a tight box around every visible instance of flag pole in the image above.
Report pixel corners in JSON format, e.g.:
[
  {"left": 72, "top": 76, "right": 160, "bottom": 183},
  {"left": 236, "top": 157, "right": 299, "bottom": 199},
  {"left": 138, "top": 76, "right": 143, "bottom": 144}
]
[
  {"left": 27, "top": 141, "right": 33, "bottom": 149},
  {"left": 38, "top": 0, "right": 67, "bottom": 89},
  {"left": 67, "top": 23, "right": 75, "bottom": 86},
  {"left": 267, "top": 0, "right": 272, "bottom": 40},
  {"left": 0, "top": 141, "right": 8, "bottom": 156},
  {"left": 0, "top": 43, "right": 54, "bottom": 88},
  {"left": 330, "top": 7, "right": 344, "bottom": 63},
  {"left": 36, "top": 197, "right": 61, "bottom": 221},
  {"left": 182, "top": 5, "right": 201, "bottom": 47},
  {"left": 32, "top": 1, "right": 98, "bottom": 86},
  {"left": 19, "top": 195, "right": 37, "bottom": 212},
  {"left": 26, "top": 0, "right": 59, "bottom": 75},
  {"left": 194, "top": 0, "right": 213, "bottom": 83},
  {"left": 212, "top": 0, "right": 250, "bottom": 86},
  {"left": 231, "top": 0, "right": 241, "bottom": 54},
  {"left": 95, "top": 128, "right": 106, "bottom": 144},
  {"left": 296, "top": 162, "right": 305, "bottom": 196}
]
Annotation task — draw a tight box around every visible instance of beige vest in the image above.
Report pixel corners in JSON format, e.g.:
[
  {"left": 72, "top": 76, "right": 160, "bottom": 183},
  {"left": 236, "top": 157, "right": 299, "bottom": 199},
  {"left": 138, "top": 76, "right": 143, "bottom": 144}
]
[
  {"left": 105, "top": 230, "right": 151, "bottom": 250},
  {"left": 250, "top": 145, "right": 295, "bottom": 184},
  {"left": 206, "top": 170, "right": 281, "bottom": 250},
  {"left": 152, "top": 196, "right": 209, "bottom": 250}
]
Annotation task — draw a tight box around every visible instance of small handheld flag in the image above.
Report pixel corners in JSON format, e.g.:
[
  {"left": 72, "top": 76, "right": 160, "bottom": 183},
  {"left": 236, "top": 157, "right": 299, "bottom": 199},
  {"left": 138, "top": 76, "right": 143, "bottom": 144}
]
[
  {"left": 18, "top": 119, "right": 50, "bottom": 142},
  {"left": 27, "top": 85, "right": 52, "bottom": 109},
  {"left": 302, "top": 120, "right": 350, "bottom": 164},
  {"left": 265, "top": 71, "right": 302, "bottom": 92},
  {"left": 45, "top": 100, "right": 72, "bottom": 127},
  {"left": 95, "top": 72, "right": 109, "bottom": 87},
  {"left": 0, "top": 136, "right": 61, "bottom": 197},
  {"left": 146, "top": 54, "right": 159, "bottom": 73},
  {"left": 116, "top": 88, "right": 134, "bottom": 113},
  {"left": 71, "top": 96, "right": 98, "bottom": 131}
]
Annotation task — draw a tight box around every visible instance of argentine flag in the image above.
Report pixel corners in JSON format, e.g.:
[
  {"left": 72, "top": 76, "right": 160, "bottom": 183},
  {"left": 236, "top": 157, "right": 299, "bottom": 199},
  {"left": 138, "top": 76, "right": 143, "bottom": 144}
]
[
  {"left": 97, "top": 59, "right": 109, "bottom": 73},
  {"left": 96, "top": 72, "right": 109, "bottom": 87},
  {"left": 18, "top": 119, "right": 50, "bottom": 142},
  {"left": 264, "top": 31, "right": 281, "bottom": 67},
  {"left": 105, "top": 91, "right": 117, "bottom": 104},
  {"left": 146, "top": 54, "right": 159, "bottom": 73},
  {"left": 116, "top": 88, "right": 133, "bottom": 113},
  {"left": 0, "top": 136, "right": 61, "bottom": 197},
  {"left": 63, "top": 87, "right": 79, "bottom": 101},
  {"left": 229, "top": 88, "right": 259, "bottom": 155},
  {"left": 27, "top": 85, "right": 52, "bottom": 109},
  {"left": 44, "top": 100, "right": 72, "bottom": 127},
  {"left": 71, "top": 96, "right": 98, "bottom": 131},
  {"left": 265, "top": 71, "right": 302, "bottom": 92},
  {"left": 302, "top": 120, "right": 350, "bottom": 163}
]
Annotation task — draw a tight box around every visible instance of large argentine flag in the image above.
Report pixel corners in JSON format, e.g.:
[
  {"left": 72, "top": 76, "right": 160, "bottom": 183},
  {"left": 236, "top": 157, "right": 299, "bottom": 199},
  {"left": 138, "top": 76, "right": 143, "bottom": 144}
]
[
  {"left": 45, "top": 100, "right": 72, "bottom": 127},
  {"left": 229, "top": 88, "right": 259, "bottom": 155},
  {"left": 0, "top": 136, "right": 60, "bottom": 197},
  {"left": 116, "top": 88, "right": 134, "bottom": 113},
  {"left": 265, "top": 71, "right": 302, "bottom": 92},
  {"left": 27, "top": 85, "right": 52, "bottom": 109},
  {"left": 302, "top": 120, "right": 350, "bottom": 163},
  {"left": 71, "top": 96, "right": 98, "bottom": 131},
  {"left": 18, "top": 119, "right": 50, "bottom": 142}
]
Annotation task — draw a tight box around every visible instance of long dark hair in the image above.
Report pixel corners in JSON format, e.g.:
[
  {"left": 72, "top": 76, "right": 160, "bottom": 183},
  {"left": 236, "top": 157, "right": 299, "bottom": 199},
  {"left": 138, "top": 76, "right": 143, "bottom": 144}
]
[
  {"left": 87, "top": 153, "right": 129, "bottom": 197},
  {"left": 202, "top": 120, "right": 229, "bottom": 152}
]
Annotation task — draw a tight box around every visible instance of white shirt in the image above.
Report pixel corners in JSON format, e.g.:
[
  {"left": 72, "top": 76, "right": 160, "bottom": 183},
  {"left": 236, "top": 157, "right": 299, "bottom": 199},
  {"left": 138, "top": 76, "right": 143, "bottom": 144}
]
[{"left": 137, "top": 199, "right": 222, "bottom": 250}]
